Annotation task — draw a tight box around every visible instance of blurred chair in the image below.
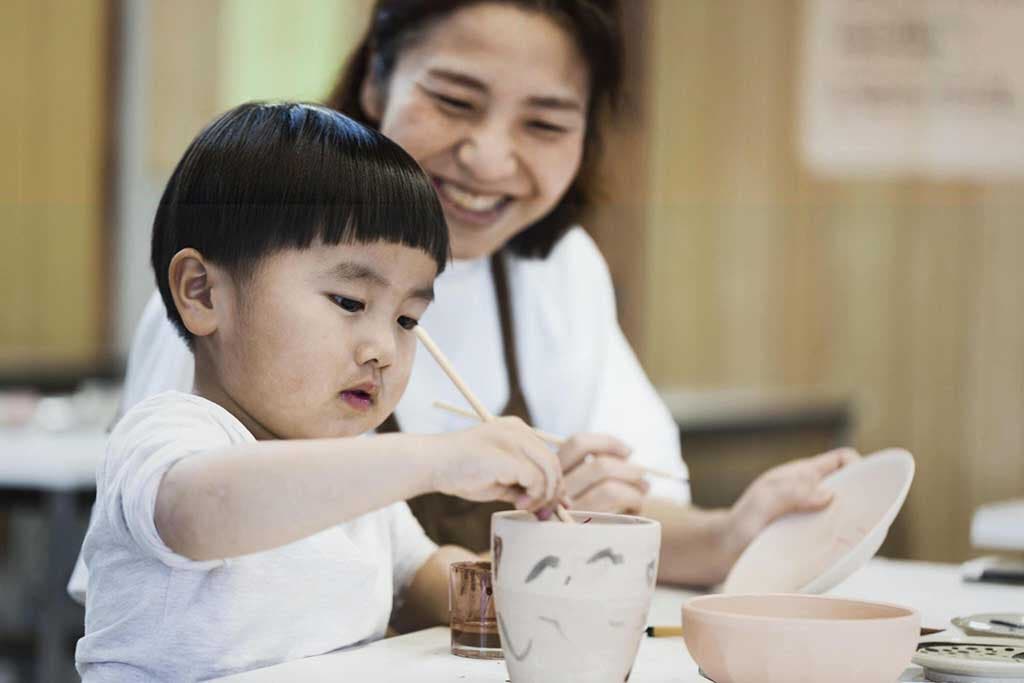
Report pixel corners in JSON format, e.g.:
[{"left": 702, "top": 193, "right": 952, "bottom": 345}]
[
  {"left": 660, "top": 387, "right": 919, "bottom": 558},
  {"left": 961, "top": 500, "right": 1024, "bottom": 586},
  {"left": 661, "top": 388, "right": 853, "bottom": 506}
]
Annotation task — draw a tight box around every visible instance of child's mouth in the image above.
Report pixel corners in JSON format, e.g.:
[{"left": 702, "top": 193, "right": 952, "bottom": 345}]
[{"left": 340, "top": 389, "right": 374, "bottom": 412}]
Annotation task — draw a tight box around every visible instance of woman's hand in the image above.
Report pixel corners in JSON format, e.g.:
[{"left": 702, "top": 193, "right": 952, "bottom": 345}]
[
  {"left": 725, "top": 447, "right": 861, "bottom": 556},
  {"left": 431, "top": 416, "right": 565, "bottom": 512},
  {"left": 557, "top": 433, "right": 649, "bottom": 514}
]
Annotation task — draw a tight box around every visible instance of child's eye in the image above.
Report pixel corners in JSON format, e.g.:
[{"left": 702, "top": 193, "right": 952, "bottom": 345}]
[
  {"left": 397, "top": 316, "right": 418, "bottom": 330},
  {"left": 330, "top": 295, "right": 364, "bottom": 313}
]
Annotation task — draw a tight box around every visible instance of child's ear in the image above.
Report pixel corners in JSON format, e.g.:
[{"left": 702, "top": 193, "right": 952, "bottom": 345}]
[
  {"left": 359, "top": 68, "right": 384, "bottom": 124},
  {"left": 167, "top": 248, "right": 221, "bottom": 339}
]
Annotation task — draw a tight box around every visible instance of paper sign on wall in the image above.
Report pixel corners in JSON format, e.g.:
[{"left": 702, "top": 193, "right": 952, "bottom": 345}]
[{"left": 801, "top": 0, "right": 1024, "bottom": 178}]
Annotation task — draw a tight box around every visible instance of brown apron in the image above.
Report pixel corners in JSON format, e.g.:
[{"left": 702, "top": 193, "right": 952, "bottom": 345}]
[{"left": 378, "top": 252, "right": 531, "bottom": 552}]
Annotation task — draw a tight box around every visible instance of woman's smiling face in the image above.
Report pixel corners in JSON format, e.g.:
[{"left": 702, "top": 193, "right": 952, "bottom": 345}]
[{"left": 364, "top": 3, "right": 590, "bottom": 260}]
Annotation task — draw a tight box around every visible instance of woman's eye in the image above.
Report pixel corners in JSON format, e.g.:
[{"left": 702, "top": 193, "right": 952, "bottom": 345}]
[
  {"left": 528, "top": 120, "right": 569, "bottom": 135},
  {"left": 432, "top": 92, "right": 475, "bottom": 113},
  {"left": 330, "top": 296, "right": 364, "bottom": 313},
  {"left": 397, "top": 316, "right": 418, "bottom": 330}
]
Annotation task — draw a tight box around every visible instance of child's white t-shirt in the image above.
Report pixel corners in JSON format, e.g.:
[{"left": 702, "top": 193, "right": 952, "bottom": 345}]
[{"left": 75, "top": 391, "right": 437, "bottom": 682}]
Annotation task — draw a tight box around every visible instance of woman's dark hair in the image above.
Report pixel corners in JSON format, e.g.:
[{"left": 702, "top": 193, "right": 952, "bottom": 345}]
[
  {"left": 152, "top": 101, "right": 449, "bottom": 344},
  {"left": 325, "top": 0, "right": 623, "bottom": 258}
]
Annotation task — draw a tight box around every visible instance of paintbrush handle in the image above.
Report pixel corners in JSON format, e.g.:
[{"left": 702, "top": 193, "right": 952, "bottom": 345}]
[
  {"left": 645, "top": 623, "right": 947, "bottom": 638},
  {"left": 414, "top": 328, "right": 494, "bottom": 420},
  {"left": 432, "top": 400, "right": 689, "bottom": 485},
  {"left": 641, "top": 465, "right": 691, "bottom": 484},
  {"left": 991, "top": 619, "right": 1024, "bottom": 630},
  {"left": 414, "top": 327, "right": 574, "bottom": 524},
  {"left": 645, "top": 625, "right": 684, "bottom": 637},
  {"left": 433, "top": 400, "right": 566, "bottom": 445}
]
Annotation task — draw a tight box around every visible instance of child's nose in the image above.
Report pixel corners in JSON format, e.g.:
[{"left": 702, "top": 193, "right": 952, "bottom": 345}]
[{"left": 354, "top": 331, "right": 395, "bottom": 368}]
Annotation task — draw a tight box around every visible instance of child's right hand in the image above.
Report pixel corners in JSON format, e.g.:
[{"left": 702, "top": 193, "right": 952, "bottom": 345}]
[{"left": 430, "top": 416, "right": 565, "bottom": 512}]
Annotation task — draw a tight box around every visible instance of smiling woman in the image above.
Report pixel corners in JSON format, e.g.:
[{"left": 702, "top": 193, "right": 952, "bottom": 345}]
[
  {"left": 327, "top": 0, "right": 621, "bottom": 260},
  {"left": 321, "top": 0, "right": 696, "bottom": 556}
]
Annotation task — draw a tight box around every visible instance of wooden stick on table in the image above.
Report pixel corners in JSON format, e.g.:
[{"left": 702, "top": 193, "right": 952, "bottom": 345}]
[
  {"left": 413, "top": 326, "right": 575, "bottom": 524},
  {"left": 645, "top": 625, "right": 684, "bottom": 638},
  {"left": 433, "top": 400, "right": 690, "bottom": 484},
  {"left": 644, "top": 624, "right": 944, "bottom": 638}
]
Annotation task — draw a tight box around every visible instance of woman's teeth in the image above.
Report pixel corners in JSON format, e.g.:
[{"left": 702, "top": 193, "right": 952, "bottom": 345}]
[{"left": 438, "top": 180, "right": 506, "bottom": 212}]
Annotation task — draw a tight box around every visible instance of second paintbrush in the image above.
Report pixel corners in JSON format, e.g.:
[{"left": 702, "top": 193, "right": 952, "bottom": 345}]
[{"left": 433, "top": 399, "right": 689, "bottom": 484}]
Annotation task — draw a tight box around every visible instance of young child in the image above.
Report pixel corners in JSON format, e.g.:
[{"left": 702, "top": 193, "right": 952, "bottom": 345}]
[{"left": 75, "top": 102, "right": 564, "bottom": 681}]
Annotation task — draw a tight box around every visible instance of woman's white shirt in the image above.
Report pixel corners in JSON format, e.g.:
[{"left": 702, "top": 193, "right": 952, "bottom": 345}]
[
  {"left": 116, "top": 292, "right": 194, "bottom": 418},
  {"left": 396, "top": 227, "right": 689, "bottom": 503}
]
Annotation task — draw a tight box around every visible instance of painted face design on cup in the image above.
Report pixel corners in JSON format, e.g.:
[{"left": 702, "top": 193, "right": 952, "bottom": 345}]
[{"left": 493, "top": 535, "right": 658, "bottom": 664}]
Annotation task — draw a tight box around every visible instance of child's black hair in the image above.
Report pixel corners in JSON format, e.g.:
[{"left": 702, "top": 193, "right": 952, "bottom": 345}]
[{"left": 151, "top": 101, "right": 449, "bottom": 344}]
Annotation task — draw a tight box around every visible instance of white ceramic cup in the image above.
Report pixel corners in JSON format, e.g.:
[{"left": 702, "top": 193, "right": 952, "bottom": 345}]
[{"left": 491, "top": 510, "right": 662, "bottom": 683}]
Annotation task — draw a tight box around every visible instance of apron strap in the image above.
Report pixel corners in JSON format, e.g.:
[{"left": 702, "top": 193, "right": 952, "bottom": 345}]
[{"left": 489, "top": 251, "right": 532, "bottom": 424}]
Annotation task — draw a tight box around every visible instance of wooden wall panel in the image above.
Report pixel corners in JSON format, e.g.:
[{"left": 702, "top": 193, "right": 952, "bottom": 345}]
[
  {"left": 582, "top": 0, "right": 654, "bottom": 349},
  {"left": 148, "top": 0, "right": 223, "bottom": 174},
  {"left": 0, "top": 0, "right": 110, "bottom": 370},
  {"left": 638, "top": 0, "right": 1024, "bottom": 561},
  {"left": 145, "top": 0, "right": 375, "bottom": 179},
  {"left": 963, "top": 203, "right": 1024, "bottom": 526}
]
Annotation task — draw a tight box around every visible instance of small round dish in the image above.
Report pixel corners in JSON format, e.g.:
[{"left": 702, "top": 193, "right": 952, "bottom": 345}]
[
  {"left": 913, "top": 637, "right": 1024, "bottom": 682},
  {"left": 723, "top": 448, "right": 915, "bottom": 594}
]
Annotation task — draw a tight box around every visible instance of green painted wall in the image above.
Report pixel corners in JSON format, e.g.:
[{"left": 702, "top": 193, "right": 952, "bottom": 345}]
[{"left": 217, "top": 0, "right": 371, "bottom": 109}]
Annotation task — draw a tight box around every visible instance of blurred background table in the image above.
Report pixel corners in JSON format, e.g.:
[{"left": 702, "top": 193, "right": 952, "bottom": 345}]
[
  {"left": 661, "top": 387, "right": 852, "bottom": 508},
  {"left": 0, "top": 426, "right": 106, "bottom": 682}
]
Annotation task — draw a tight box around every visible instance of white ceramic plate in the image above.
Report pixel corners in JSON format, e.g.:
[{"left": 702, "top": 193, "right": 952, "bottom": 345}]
[{"left": 722, "top": 448, "right": 915, "bottom": 595}]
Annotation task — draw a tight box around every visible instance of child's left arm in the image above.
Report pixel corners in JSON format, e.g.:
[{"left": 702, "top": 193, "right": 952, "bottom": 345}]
[{"left": 392, "top": 545, "right": 478, "bottom": 632}]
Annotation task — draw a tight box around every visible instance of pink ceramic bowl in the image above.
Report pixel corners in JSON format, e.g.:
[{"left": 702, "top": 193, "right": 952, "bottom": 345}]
[{"left": 682, "top": 594, "right": 920, "bottom": 683}]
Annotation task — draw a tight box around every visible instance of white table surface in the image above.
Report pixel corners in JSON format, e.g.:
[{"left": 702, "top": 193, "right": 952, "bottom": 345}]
[
  {"left": 0, "top": 427, "right": 105, "bottom": 491},
  {"left": 216, "top": 558, "right": 1023, "bottom": 682}
]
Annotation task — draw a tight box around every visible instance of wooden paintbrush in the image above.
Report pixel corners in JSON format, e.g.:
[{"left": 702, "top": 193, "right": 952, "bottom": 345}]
[
  {"left": 643, "top": 625, "right": 945, "bottom": 638},
  {"left": 433, "top": 400, "right": 689, "bottom": 484},
  {"left": 413, "top": 326, "right": 575, "bottom": 524}
]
